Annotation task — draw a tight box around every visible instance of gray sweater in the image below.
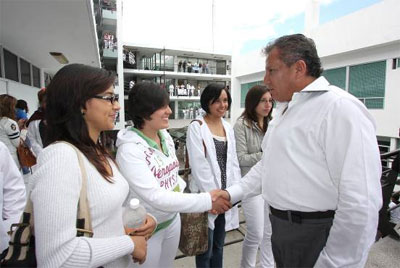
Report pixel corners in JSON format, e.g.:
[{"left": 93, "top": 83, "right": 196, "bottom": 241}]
[{"left": 233, "top": 118, "right": 265, "bottom": 177}]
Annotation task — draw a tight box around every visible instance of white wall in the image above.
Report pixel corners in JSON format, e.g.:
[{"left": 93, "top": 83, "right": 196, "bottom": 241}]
[
  {"left": 231, "top": 0, "right": 400, "bottom": 139},
  {"left": 0, "top": 79, "right": 7, "bottom": 94},
  {"left": 310, "top": 0, "right": 400, "bottom": 58},
  {"left": 115, "top": 0, "right": 125, "bottom": 130},
  {"left": 2, "top": 78, "right": 41, "bottom": 115},
  {"left": 321, "top": 42, "right": 400, "bottom": 138}
]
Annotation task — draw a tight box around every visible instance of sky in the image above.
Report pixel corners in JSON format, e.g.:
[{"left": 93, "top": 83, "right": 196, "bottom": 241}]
[{"left": 122, "top": 0, "right": 381, "bottom": 55}]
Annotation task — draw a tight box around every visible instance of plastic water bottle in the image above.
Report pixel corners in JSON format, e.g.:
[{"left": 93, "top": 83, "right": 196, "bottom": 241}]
[{"left": 123, "top": 198, "right": 147, "bottom": 230}]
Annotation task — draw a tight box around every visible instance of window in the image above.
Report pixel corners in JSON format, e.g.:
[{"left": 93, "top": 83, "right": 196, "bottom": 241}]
[
  {"left": 44, "top": 72, "right": 52, "bottom": 87},
  {"left": 4, "top": 49, "right": 18, "bottom": 82},
  {"left": 349, "top": 61, "right": 386, "bottom": 109},
  {"left": 240, "top": 81, "right": 263, "bottom": 108},
  {"left": 216, "top": 60, "right": 226, "bottom": 75},
  {"left": 392, "top": 58, "right": 400, "bottom": 69},
  {"left": 323, "top": 67, "right": 346, "bottom": 89},
  {"left": 0, "top": 50, "right": 2, "bottom": 78},
  {"left": 378, "top": 138, "right": 391, "bottom": 168},
  {"left": 32, "top": 65, "right": 40, "bottom": 87},
  {"left": 20, "top": 58, "right": 31, "bottom": 85}
]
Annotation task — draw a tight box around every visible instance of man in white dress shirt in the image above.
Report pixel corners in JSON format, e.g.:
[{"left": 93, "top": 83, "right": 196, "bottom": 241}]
[{"left": 224, "top": 34, "right": 382, "bottom": 267}]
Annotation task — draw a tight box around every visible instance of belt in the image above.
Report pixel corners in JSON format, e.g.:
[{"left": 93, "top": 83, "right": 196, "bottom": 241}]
[
  {"left": 154, "top": 214, "right": 177, "bottom": 234},
  {"left": 270, "top": 206, "right": 335, "bottom": 224}
]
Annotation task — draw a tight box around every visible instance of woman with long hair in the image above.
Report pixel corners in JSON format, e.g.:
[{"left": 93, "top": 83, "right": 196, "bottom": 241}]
[
  {"left": 0, "top": 94, "right": 20, "bottom": 167},
  {"left": 30, "top": 64, "right": 148, "bottom": 267},
  {"left": 186, "top": 83, "right": 241, "bottom": 268},
  {"left": 233, "top": 85, "right": 274, "bottom": 268},
  {"left": 116, "top": 81, "right": 230, "bottom": 268}
]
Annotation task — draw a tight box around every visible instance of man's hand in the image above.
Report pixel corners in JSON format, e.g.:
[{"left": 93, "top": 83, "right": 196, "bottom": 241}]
[
  {"left": 209, "top": 189, "right": 231, "bottom": 215},
  {"left": 130, "top": 235, "right": 147, "bottom": 264},
  {"left": 17, "top": 119, "right": 26, "bottom": 130},
  {"left": 125, "top": 215, "right": 156, "bottom": 240}
]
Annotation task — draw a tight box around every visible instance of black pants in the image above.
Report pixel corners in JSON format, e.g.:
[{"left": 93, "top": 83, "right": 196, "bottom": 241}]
[{"left": 269, "top": 214, "right": 333, "bottom": 268}]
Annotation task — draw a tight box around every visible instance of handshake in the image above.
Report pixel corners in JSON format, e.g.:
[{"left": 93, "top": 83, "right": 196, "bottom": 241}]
[{"left": 209, "top": 189, "right": 231, "bottom": 215}]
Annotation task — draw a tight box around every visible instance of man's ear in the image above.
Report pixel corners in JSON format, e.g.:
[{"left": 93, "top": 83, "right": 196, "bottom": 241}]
[{"left": 294, "top": 60, "right": 307, "bottom": 77}]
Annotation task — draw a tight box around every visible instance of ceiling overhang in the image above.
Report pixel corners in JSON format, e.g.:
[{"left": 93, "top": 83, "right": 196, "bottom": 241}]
[{"left": 0, "top": 0, "right": 100, "bottom": 76}]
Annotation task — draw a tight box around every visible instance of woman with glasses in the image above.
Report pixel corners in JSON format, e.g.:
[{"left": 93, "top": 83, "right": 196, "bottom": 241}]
[
  {"left": 30, "top": 64, "right": 148, "bottom": 267},
  {"left": 0, "top": 94, "right": 21, "bottom": 168},
  {"left": 186, "top": 83, "right": 241, "bottom": 268},
  {"left": 233, "top": 85, "right": 274, "bottom": 268},
  {"left": 116, "top": 81, "right": 230, "bottom": 268}
]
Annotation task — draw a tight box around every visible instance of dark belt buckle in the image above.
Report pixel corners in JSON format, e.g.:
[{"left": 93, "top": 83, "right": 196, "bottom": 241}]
[{"left": 288, "top": 211, "right": 302, "bottom": 224}]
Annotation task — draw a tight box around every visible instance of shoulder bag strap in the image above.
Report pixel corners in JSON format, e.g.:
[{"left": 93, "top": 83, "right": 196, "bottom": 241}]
[{"left": 58, "top": 141, "right": 93, "bottom": 237}]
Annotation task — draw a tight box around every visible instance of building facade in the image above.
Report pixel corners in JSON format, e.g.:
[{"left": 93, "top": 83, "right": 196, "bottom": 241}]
[{"left": 231, "top": 0, "right": 400, "bottom": 153}]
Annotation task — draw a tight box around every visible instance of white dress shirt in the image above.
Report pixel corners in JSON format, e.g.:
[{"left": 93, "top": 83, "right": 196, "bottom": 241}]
[{"left": 227, "top": 76, "right": 382, "bottom": 268}]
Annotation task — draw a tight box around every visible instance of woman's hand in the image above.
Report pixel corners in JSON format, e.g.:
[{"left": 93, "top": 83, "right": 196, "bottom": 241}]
[
  {"left": 130, "top": 235, "right": 147, "bottom": 264},
  {"left": 209, "top": 189, "right": 232, "bottom": 215},
  {"left": 126, "top": 215, "right": 157, "bottom": 240}
]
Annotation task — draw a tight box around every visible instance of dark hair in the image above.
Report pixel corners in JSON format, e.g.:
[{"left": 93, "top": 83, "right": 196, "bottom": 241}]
[
  {"left": 0, "top": 94, "right": 17, "bottom": 120},
  {"left": 45, "top": 63, "right": 116, "bottom": 181},
  {"left": 241, "top": 85, "right": 273, "bottom": 133},
  {"left": 38, "top": 88, "right": 47, "bottom": 105},
  {"left": 263, "top": 34, "right": 323, "bottom": 78},
  {"left": 128, "top": 81, "right": 169, "bottom": 129},
  {"left": 16, "top": 99, "right": 28, "bottom": 112},
  {"left": 200, "top": 83, "right": 232, "bottom": 114}
]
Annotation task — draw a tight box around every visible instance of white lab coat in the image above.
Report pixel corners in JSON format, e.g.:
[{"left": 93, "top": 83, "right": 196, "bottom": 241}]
[
  {"left": 0, "top": 142, "right": 26, "bottom": 252},
  {"left": 186, "top": 116, "right": 240, "bottom": 231}
]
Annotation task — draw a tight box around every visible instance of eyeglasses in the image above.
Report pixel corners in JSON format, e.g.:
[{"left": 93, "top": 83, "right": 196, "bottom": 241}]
[
  {"left": 92, "top": 94, "right": 119, "bottom": 104},
  {"left": 259, "top": 99, "right": 274, "bottom": 104}
]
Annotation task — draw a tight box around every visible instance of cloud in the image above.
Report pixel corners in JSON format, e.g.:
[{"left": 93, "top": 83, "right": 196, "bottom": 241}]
[
  {"left": 121, "top": 0, "right": 338, "bottom": 54},
  {"left": 214, "top": 0, "right": 337, "bottom": 54}
]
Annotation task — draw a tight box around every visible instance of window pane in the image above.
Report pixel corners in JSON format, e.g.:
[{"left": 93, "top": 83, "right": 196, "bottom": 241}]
[
  {"left": 349, "top": 61, "right": 386, "bottom": 109},
  {"left": 241, "top": 81, "right": 263, "bottom": 108},
  {"left": 0, "top": 50, "right": 2, "bottom": 77},
  {"left": 216, "top": 60, "right": 226, "bottom": 75},
  {"left": 323, "top": 67, "right": 346, "bottom": 89},
  {"left": 20, "top": 58, "right": 31, "bottom": 85},
  {"left": 4, "top": 49, "right": 18, "bottom": 82},
  {"left": 365, "top": 98, "right": 384, "bottom": 109},
  {"left": 32, "top": 65, "right": 40, "bottom": 87}
]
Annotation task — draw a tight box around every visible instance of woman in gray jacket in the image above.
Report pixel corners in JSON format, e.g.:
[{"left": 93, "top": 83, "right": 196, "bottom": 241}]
[{"left": 233, "top": 85, "right": 274, "bottom": 268}]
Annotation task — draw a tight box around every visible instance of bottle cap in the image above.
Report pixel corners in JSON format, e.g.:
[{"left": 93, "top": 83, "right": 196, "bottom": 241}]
[{"left": 129, "top": 198, "right": 140, "bottom": 209}]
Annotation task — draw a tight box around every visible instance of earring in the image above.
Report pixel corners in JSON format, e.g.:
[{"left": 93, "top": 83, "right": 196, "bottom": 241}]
[{"left": 81, "top": 110, "right": 85, "bottom": 116}]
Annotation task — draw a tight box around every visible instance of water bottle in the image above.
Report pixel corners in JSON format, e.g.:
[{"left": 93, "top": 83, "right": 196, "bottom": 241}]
[{"left": 123, "top": 198, "right": 147, "bottom": 230}]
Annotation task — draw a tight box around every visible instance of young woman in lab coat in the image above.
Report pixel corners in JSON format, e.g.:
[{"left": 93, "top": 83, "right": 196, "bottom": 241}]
[{"left": 186, "top": 83, "right": 241, "bottom": 268}]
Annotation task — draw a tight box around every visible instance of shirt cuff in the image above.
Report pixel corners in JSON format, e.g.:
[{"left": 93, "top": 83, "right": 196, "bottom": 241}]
[{"left": 226, "top": 184, "right": 243, "bottom": 205}]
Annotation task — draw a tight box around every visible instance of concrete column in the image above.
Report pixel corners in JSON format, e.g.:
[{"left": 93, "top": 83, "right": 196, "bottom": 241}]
[{"left": 304, "top": 0, "right": 320, "bottom": 36}]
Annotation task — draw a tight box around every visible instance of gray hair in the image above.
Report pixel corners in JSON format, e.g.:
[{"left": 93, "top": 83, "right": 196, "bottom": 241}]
[{"left": 263, "top": 34, "right": 323, "bottom": 78}]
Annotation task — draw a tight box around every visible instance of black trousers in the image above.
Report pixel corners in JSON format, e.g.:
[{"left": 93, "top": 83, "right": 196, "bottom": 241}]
[{"left": 269, "top": 214, "right": 333, "bottom": 268}]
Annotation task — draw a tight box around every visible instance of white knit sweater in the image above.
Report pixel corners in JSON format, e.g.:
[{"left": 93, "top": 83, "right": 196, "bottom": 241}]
[{"left": 30, "top": 143, "right": 134, "bottom": 268}]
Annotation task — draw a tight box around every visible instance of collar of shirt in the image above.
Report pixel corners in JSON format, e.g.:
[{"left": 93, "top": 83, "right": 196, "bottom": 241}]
[
  {"left": 278, "top": 76, "right": 331, "bottom": 113},
  {"left": 293, "top": 76, "right": 330, "bottom": 98},
  {"left": 129, "top": 127, "right": 169, "bottom": 156}
]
